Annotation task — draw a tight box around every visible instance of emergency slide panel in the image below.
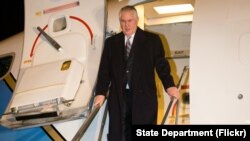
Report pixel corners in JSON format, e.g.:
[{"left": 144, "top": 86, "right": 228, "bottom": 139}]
[{"left": 10, "top": 59, "right": 83, "bottom": 119}]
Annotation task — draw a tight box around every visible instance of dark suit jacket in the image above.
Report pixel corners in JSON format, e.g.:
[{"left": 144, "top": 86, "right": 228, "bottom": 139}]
[{"left": 95, "top": 27, "right": 175, "bottom": 141}]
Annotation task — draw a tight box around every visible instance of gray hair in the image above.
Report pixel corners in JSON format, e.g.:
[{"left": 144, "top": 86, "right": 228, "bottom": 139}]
[{"left": 119, "top": 5, "right": 139, "bottom": 20}]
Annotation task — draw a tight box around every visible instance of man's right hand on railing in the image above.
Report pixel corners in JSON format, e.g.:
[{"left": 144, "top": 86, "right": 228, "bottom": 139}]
[{"left": 94, "top": 95, "right": 105, "bottom": 107}]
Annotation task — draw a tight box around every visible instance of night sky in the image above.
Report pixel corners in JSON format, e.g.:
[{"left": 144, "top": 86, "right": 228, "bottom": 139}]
[{"left": 0, "top": 1, "right": 24, "bottom": 41}]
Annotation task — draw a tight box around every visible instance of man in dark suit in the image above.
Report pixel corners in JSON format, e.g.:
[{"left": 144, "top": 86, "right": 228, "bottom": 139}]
[{"left": 94, "top": 5, "right": 179, "bottom": 141}]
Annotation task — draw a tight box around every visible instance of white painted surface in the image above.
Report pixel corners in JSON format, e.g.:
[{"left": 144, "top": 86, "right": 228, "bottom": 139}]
[
  {"left": 0, "top": 32, "right": 24, "bottom": 79},
  {"left": 190, "top": 0, "right": 250, "bottom": 124}
]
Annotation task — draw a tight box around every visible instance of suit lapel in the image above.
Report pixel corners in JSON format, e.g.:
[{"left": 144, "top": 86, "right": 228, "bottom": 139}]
[
  {"left": 130, "top": 28, "right": 145, "bottom": 88},
  {"left": 116, "top": 34, "right": 126, "bottom": 109}
]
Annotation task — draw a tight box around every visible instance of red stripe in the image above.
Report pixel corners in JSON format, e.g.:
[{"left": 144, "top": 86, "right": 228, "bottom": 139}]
[
  {"left": 70, "top": 16, "right": 93, "bottom": 43},
  {"left": 43, "top": 1, "right": 80, "bottom": 14},
  {"left": 30, "top": 25, "right": 48, "bottom": 57}
]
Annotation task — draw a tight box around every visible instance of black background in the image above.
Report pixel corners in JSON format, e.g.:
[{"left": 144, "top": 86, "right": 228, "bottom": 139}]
[{"left": 0, "top": 1, "right": 24, "bottom": 41}]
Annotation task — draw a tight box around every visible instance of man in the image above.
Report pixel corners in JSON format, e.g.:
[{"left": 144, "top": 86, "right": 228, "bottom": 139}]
[{"left": 94, "top": 5, "right": 179, "bottom": 141}]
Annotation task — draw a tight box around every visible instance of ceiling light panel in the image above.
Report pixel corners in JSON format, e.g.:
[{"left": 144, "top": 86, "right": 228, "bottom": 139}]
[{"left": 154, "top": 4, "right": 194, "bottom": 14}]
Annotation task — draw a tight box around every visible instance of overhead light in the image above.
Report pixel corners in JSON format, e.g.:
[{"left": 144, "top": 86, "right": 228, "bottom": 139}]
[{"left": 154, "top": 4, "right": 194, "bottom": 14}]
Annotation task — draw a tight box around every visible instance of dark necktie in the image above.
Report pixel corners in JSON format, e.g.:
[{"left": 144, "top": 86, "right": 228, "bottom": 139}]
[{"left": 125, "top": 36, "right": 131, "bottom": 57}]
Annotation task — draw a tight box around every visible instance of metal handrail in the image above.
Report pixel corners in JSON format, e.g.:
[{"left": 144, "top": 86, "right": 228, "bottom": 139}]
[
  {"left": 175, "top": 65, "right": 189, "bottom": 124},
  {"left": 161, "top": 65, "right": 189, "bottom": 125},
  {"left": 97, "top": 103, "right": 108, "bottom": 141},
  {"left": 72, "top": 104, "right": 101, "bottom": 141}
]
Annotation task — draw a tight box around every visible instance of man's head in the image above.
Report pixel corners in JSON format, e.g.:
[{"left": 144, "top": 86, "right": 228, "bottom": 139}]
[{"left": 119, "top": 5, "right": 139, "bottom": 36}]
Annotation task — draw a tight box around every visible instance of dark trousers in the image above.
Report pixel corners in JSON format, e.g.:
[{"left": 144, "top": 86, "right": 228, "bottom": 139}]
[{"left": 122, "top": 89, "right": 133, "bottom": 141}]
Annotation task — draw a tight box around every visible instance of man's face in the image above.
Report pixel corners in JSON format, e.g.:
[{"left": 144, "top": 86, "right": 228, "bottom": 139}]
[{"left": 119, "top": 11, "right": 138, "bottom": 36}]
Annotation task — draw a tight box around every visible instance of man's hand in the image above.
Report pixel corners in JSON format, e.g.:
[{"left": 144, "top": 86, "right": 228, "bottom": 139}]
[
  {"left": 166, "top": 87, "right": 179, "bottom": 99},
  {"left": 94, "top": 95, "right": 105, "bottom": 107}
]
